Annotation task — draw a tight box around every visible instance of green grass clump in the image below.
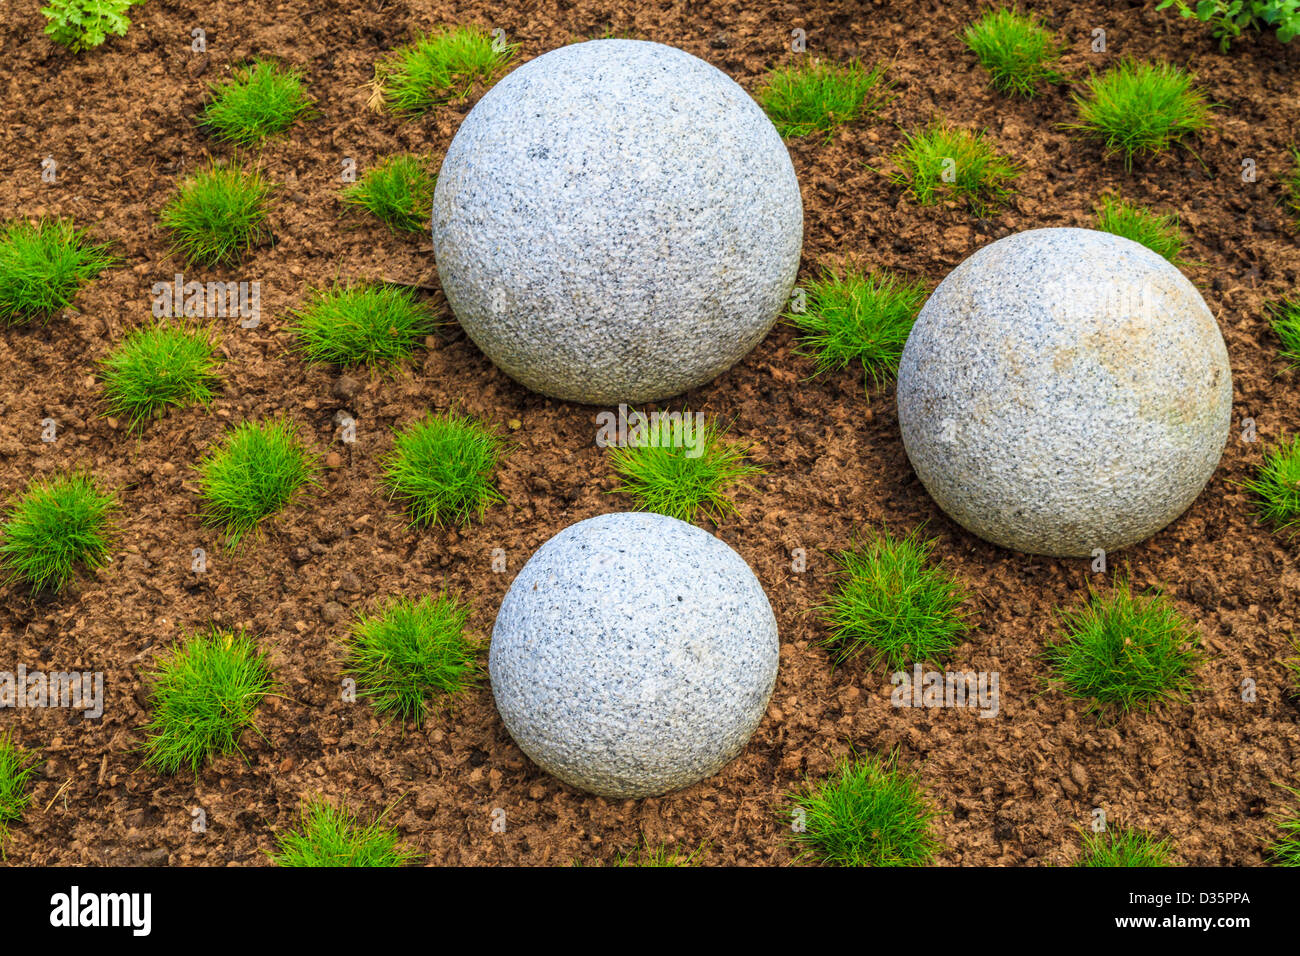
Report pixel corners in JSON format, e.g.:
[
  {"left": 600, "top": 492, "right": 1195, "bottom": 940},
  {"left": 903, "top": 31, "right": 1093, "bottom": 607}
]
[
  {"left": 375, "top": 25, "right": 517, "bottom": 115},
  {"left": 159, "top": 161, "right": 274, "bottom": 267},
  {"left": 1094, "top": 194, "right": 1190, "bottom": 266},
  {"left": 890, "top": 121, "right": 1019, "bottom": 214},
  {"left": 1044, "top": 580, "right": 1201, "bottom": 716},
  {"left": 1076, "top": 828, "right": 1173, "bottom": 867},
  {"left": 787, "top": 266, "right": 927, "bottom": 391},
  {"left": 197, "top": 418, "right": 319, "bottom": 546},
  {"left": 292, "top": 282, "right": 436, "bottom": 370},
  {"left": 42, "top": 0, "right": 142, "bottom": 52},
  {"left": 383, "top": 411, "right": 504, "bottom": 527},
  {"left": 1069, "top": 60, "right": 1212, "bottom": 169},
  {"left": 0, "top": 218, "right": 116, "bottom": 325},
  {"left": 273, "top": 798, "right": 417, "bottom": 867},
  {"left": 99, "top": 322, "right": 221, "bottom": 427},
  {"left": 819, "top": 527, "right": 969, "bottom": 671},
  {"left": 608, "top": 415, "right": 761, "bottom": 524},
  {"left": 342, "top": 154, "right": 437, "bottom": 233},
  {"left": 0, "top": 471, "right": 116, "bottom": 594},
  {"left": 1270, "top": 788, "right": 1300, "bottom": 866},
  {"left": 962, "top": 7, "right": 1063, "bottom": 96},
  {"left": 1266, "top": 298, "right": 1300, "bottom": 369},
  {"left": 142, "top": 628, "right": 273, "bottom": 774},
  {"left": 344, "top": 594, "right": 479, "bottom": 726},
  {"left": 202, "top": 59, "right": 314, "bottom": 146},
  {"left": 789, "top": 751, "right": 942, "bottom": 867},
  {"left": 0, "top": 731, "right": 39, "bottom": 848},
  {"left": 613, "top": 841, "right": 708, "bottom": 867},
  {"left": 756, "top": 59, "right": 891, "bottom": 141},
  {"left": 1246, "top": 434, "right": 1300, "bottom": 535}
]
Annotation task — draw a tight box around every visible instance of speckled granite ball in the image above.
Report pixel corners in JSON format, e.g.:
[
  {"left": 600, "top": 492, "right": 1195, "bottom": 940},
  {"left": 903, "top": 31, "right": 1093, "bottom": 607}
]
[
  {"left": 489, "top": 512, "right": 779, "bottom": 798},
  {"left": 432, "top": 39, "right": 803, "bottom": 405},
  {"left": 897, "top": 227, "right": 1232, "bottom": 558}
]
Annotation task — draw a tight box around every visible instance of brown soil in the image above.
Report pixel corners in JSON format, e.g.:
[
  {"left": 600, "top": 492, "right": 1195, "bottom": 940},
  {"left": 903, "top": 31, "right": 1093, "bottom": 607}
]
[{"left": 2, "top": 0, "right": 1299, "bottom": 866}]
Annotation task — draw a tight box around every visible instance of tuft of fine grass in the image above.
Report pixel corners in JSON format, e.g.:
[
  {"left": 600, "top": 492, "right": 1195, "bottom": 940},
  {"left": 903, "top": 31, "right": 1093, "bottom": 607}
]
[
  {"left": 1069, "top": 59, "right": 1212, "bottom": 169},
  {"left": 0, "top": 731, "right": 39, "bottom": 848},
  {"left": 1270, "top": 788, "right": 1300, "bottom": 866},
  {"left": 1246, "top": 434, "right": 1300, "bottom": 535},
  {"left": 197, "top": 417, "right": 319, "bottom": 546},
  {"left": 789, "top": 751, "right": 943, "bottom": 867},
  {"left": 99, "top": 322, "right": 222, "bottom": 428},
  {"left": 890, "top": 121, "right": 1019, "bottom": 215},
  {"left": 344, "top": 593, "right": 479, "bottom": 726},
  {"left": 375, "top": 25, "right": 517, "bottom": 115},
  {"left": 382, "top": 411, "right": 505, "bottom": 527},
  {"left": 607, "top": 414, "right": 762, "bottom": 524},
  {"left": 613, "top": 841, "right": 709, "bottom": 867},
  {"left": 202, "top": 59, "right": 314, "bottom": 147},
  {"left": 273, "top": 798, "right": 418, "bottom": 867},
  {"left": 787, "top": 266, "right": 927, "bottom": 391},
  {"left": 1266, "top": 298, "right": 1300, "bottom": 369},
  {"left": 0, "top": 218, "right": 116, "bottom": 325},
  {"left": 291, "top": 282, "right": 437, "bottom": 370},
  {"left": 756, "top": 59, "right": 892, "bottom": 141},
  {"left": 1093, "top": 194, "right": 1191, "bottom": 266},
  {"left": 1076, "top": 828, "right": 1173, "bottom": 867},
  {"left": 818, "top": 527, "right": 969, "bottom": 671},
  {"left": 962, "top": 7, "right": 1063, "bottom": 96},
  {"left": 0, "top": 471, "right": 116, "bottom": 594},
  {"left": 159, "top": 161, "right": 274, "bottom": 267},
  {"left": 142, "top": 627, "right": 274, "bottom": 774},
  {"left": 341, "top": 154, "right": 437, "bottom": 233},
  {"left": 1043, "top": 579, "right": 1201, "bottom": 716}
]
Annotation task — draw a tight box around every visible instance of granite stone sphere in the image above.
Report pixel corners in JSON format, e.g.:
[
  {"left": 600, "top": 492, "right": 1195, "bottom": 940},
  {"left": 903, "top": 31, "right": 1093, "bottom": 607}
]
[
  {"left": 432, "top": 39, "right": 803, "bottom": 405},
  {"left": 489, "top": 512, "right": 779, "bottom": 799},
  {"left": 896, "top": 227, "right": 1232, "bottom": 558}
]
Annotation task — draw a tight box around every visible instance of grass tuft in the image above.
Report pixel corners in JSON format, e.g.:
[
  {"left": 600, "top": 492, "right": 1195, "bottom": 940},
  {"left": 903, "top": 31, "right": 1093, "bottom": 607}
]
[
  {"left": 375, "top": 25, "right": 517, "bottom": 115},
  {"left": 292, "top": 282, "right": 436, "bottom": 370},
  {"left": 197, "top": 418, "right": 319, "bottom": 546},
  {"left": 613, "top": 841, "right": 708, "bottom": 867},
  {"left": 890, "top": 121, "right": 1019, "bottom": 215},
  {"left": 382, "top": 411, "right": 504, "bottom": 527},
  {"left": 142, "top": 627, "right": 274, "bottom": 774},
  {"left": 0, "top": 218, "right": 116, "bottom": 325},
  {"left": 1076, "top": 827, "right": 1173, "bottom": 867},
  {"left": 273, "top": 798, "right": 417, "bottom": 867},
  {"left": 1093, "top": 194, "right": 1191, "bottom": 266},
  {"left": 344, "top": 593, "right": 479, "bottom": 726},
  {"left": 160, "top": 161, "right": 274, "bottom": 267},
  {"left": 99, "top": 322, "right": 222, "bottom": 428},
  {"left": 0, "top": 471, "right": 116, "bottom": 594},
  {"left": 789, "top": 751, "right": 943, "bottom": 867},
  {"left": 1245, "top": 434, "right": 1300, "bottom": 535},
  {"left": 0, "top": 731, "right": 39, "bottom": 849},
  {"left": 962, "top": 7, "right": 1063, "bottom": 96},
  {"left": 1266, "top": 298, "right": 1300, "bottom": 369},
  {"left": 756, "top": 59, "right": 891, "bottom": 141},
  {"left": 341, "top": 154, "right": 437, "bottom": 233},
  {"left": 202, "top": 59, "right": 314, "bottom": 146},
  {"left": 818, "top": 527, "right": 969, "bottom": 671},
  {"left": 1270, "top": 787, "right": 1300, "bottom": 866}
]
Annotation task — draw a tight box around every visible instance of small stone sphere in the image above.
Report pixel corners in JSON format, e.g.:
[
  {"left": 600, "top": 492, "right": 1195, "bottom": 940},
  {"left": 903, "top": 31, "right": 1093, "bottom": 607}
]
[
  {"left": 431, "top": 39, "right": 803, "bottom": 405},
  {"left": 896, "top": 227, "right": 1232, "bottom": 558},
  {"left": 488, "top": 512, "right": 779, "bottom": 799}
]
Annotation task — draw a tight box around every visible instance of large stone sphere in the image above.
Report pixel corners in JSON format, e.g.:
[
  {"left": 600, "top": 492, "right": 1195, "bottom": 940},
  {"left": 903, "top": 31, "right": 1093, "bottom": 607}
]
[
  {"left": 431, "top": 39, "right": 803, "bottom": 405},
  {"left": 488, "top": 512, "right": 779, "bottom": 799},
  {"left": 896, "top": 227, "right": 1232, "bottom": 558}
]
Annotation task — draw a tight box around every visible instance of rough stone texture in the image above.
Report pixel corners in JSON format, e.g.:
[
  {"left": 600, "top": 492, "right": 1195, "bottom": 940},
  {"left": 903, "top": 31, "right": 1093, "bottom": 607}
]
[
  {"left": 896, "top": 227, "right": 1233, "bottom": 558},
  {"left": 488, "top": 512, "right": 779, "bottom": 798},
  {"left": 432, "top": 39, "right": 803, "bottom": 405}
]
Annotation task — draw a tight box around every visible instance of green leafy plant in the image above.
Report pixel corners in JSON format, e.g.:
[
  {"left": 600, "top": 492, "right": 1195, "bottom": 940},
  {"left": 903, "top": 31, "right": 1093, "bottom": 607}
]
[
  {"left": 608, "top": 414, "right": 761, "bottom": 524},
  {"left": 1270, "top": 787, "right": 1300, "bottom": 866},
  {"left": 0, "top": 471, "right": 116, "bottom": 594},
  {"left": 202, "top": 59, "right": 314, "bottom": 146},
  {"left": 41, "top": 0, "right": 143, "bottom": 52},
  {"left": 818, "top": 527, "right": 969, "bottom": 671},
  {"left": 1267, "top": 298, "right": 1300, "bottom": 368},
  {"left": 962, "top": 7, "right": 1063, "bottom": 96},
  {"left": 375, "top": 25, "right": 517, "bottom": 115},
  {"left": 1157, "top": 0, "right": 1300, "bottom": 51},
  {"left": 890, "top": 121, "right": 1019, "bottom": 214},
  {"left": 292, "top": 282, "right": 436, "bottom": 370},
  {"left": 0, "top": 218, "right": 116, "bottom": 325},
  {"left": 1069, "top": 60, "right": 1213, "bottom": 169},
  {"left": 1076, "top": 827, "right": 1174, "bottom": 866},
  {"left": 272, "top": 798, "right": 417, "bottom": 867},
  {"left": 756, "top": 59, "right": 892, "bottom": 140},
  {"left": 159, "top": 161, "right": 274, "bottom": 267},
  {"left": 787, "top": 266, "right": 927, "bottom": 390},
  {"left": 383, "top": 411, "right": 505, "bottom": 527},
  {"left": 142, "top": 627, "right": 274, "bottom": 774},
  {"left": 1044, "top": 579, "right": 1201, "bottom": 716},
  {"left": 344, "top": 594, "right": 479, "bottom": 726},
  {"left": 341, "top": 154, "right": 437, "bottom": 233},
  {"left": 0, "top": 731, "right": 39, "bottom": 849},
  {"left": 99, "top": 322, "right": 221, "bottom": 427},
  {"left": 1246, "top": 434, "right": 1300, "bottom": 534},
  {"left": 789, "top": 751, "right": 943, "bottom": 867},
  {"left": 197, "top": 417, "right": 319, "bottom": 546},
  {"left": 1093, "top": 194, "right": 1191, "bottom": 266}
]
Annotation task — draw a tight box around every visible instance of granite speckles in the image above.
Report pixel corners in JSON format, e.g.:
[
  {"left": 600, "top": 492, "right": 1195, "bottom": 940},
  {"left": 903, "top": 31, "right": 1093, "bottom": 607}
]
[
  {"left": 896, "top": 227, "right": 1232, "bottom": 558},
  {"left": 432, "top": 39, "right": 803, "bottom": 405},
  {"left": 488, "top": 512, "right": 779, "bottom": 799}
]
